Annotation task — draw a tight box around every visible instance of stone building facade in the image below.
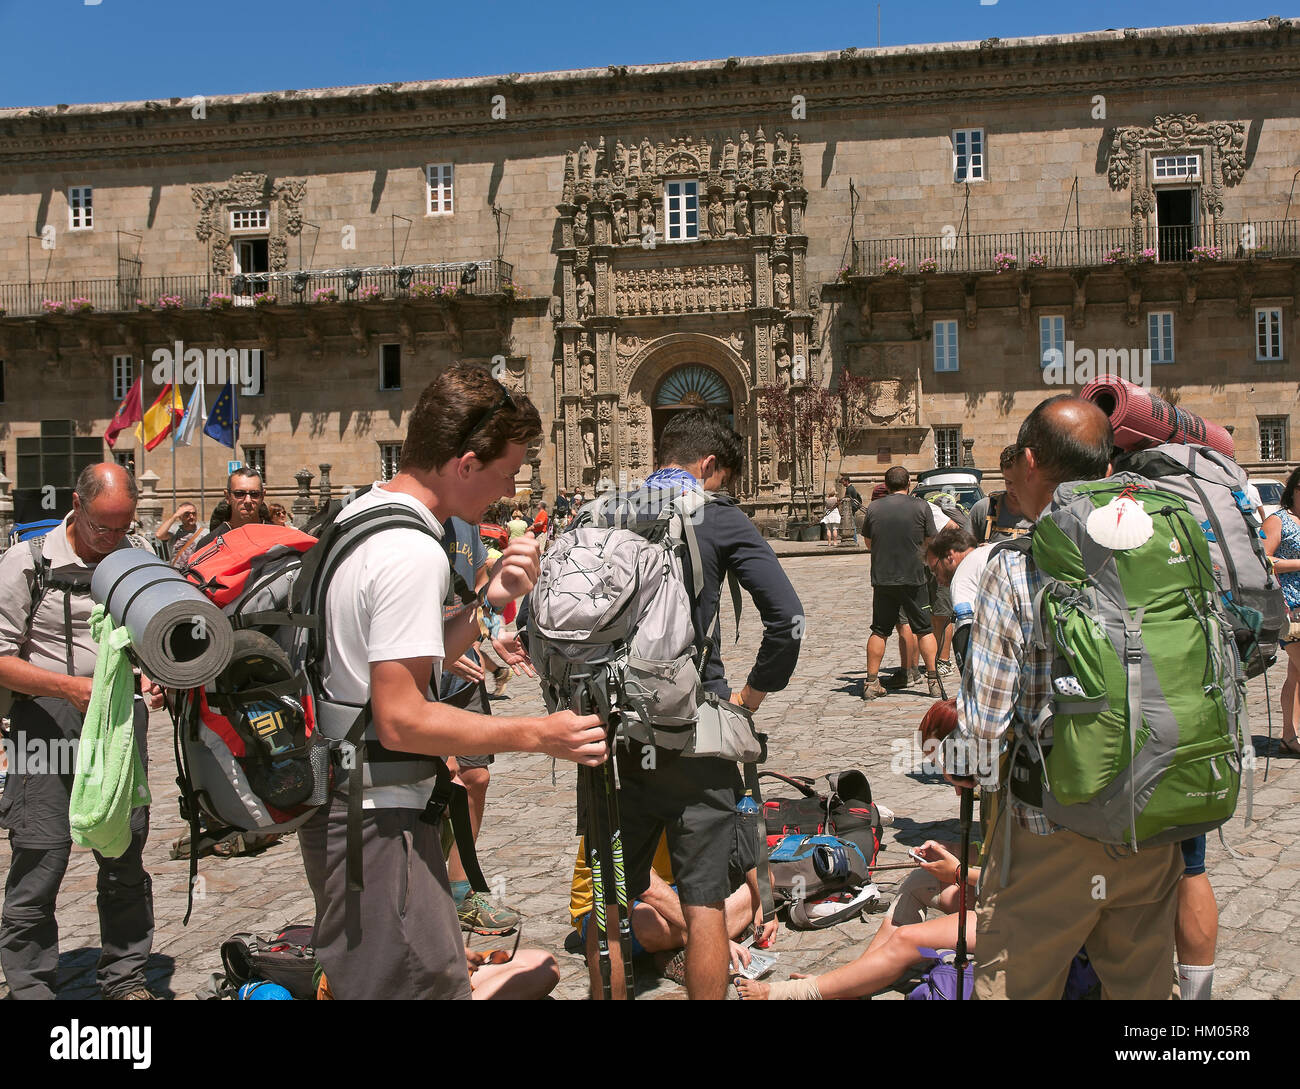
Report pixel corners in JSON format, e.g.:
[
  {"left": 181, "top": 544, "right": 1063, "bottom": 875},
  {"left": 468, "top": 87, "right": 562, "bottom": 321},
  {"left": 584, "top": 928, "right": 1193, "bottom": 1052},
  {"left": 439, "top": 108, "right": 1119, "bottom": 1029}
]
[{"left": 0, "top": 19, "right": 1296, "bottom": 531}]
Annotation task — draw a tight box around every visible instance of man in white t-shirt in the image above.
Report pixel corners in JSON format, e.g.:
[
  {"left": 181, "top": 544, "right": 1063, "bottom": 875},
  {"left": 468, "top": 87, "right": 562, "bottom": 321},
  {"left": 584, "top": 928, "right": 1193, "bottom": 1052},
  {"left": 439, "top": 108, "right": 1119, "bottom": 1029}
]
[{"left": 297, "top": 364, "right": 607, "bottom": 1000}]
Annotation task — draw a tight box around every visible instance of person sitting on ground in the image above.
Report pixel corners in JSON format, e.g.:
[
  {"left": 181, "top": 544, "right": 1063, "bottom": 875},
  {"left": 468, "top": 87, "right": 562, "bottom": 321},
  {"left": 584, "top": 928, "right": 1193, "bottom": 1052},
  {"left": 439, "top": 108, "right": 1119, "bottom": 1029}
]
[
  {"left": 737, "top": 839, "right": 978, "bottom": 1000},
  {"left": 570, "top": 830, "right": 775, "bottom": 985}
]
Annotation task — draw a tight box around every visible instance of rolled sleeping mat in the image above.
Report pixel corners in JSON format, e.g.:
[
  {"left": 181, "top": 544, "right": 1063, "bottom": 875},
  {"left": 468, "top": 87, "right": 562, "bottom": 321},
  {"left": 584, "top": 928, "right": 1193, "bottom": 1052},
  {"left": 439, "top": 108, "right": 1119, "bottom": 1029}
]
[
  {"left": 91, "top": 547, "right": 234, "bottom": 688},
  {"left": 1080, "top": 374, "right": 1234, "bottom": 458}
]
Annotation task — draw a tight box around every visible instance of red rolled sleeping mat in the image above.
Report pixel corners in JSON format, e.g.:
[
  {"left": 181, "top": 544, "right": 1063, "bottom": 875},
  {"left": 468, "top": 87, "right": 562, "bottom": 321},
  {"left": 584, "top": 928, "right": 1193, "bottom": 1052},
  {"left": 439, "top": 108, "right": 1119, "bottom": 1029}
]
[{"left": 1080, "top": 375, "right": 1234, "bottom": 458}]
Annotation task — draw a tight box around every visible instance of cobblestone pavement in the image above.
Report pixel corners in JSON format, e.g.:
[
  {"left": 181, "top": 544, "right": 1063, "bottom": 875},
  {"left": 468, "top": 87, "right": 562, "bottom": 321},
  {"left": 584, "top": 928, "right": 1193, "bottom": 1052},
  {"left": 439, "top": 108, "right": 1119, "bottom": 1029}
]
[{"left": 1, "top": 550, "right": 1295, "bottom": 1000}]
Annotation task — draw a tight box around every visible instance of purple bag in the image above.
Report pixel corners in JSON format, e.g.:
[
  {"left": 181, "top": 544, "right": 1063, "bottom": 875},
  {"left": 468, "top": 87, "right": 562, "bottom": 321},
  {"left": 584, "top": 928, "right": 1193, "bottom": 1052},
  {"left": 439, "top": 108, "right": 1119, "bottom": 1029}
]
[{"left": 905, "top": 947, "right": 973, "bottom": 1001}]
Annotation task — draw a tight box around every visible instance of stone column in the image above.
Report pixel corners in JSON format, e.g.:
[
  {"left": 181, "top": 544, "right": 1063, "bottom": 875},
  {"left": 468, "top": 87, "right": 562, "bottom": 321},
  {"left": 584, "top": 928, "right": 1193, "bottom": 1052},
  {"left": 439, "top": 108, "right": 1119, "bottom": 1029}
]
[
  {"left": 317, "top": 464, "right": 333, "bottom": 510},
  {"left": 137, "top": 470, "right": 163, "bottom": 536},
  {"left": 962, "top": 438, "right": 976, "bottom": 467},
  {"left": 292, "top": 468, "right": 315, "bottom": 528}
]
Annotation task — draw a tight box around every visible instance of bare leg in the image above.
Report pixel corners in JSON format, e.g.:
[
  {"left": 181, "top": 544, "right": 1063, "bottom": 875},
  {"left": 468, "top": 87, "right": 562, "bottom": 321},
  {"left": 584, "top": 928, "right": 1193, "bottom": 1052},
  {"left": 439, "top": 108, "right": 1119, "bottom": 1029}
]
[
  {"left": 446, "top": 765, "right": 489, "bottom": 885},
  {"left": 723, "top": 883, "right": 756, "bottom": 940},
  {"left": 1283, "top": 644, "right": 1300, "bottom": 743},
  {"left": 1175, "top": 873, "right": 1217, "bottom": 966},
  {"left": 935, "top": 617, "right": 952, "bottom": 663},
  {"left": 917, "top": 632, "right": 938, "bottom": 674},
  {"left": 866, "top": 633, "right": 888, "bottom": 677},
  {"left": 737, "top": 912, "right": 975, "bottom": 1000},
  {"left": 471, "top": 950, "right": 560, "bottom": 1000},
  {"left": 584, "top": 902, "right": 629, "bottom": 1000},
  {"left": 682, "top": 902, "right": 729, "bottom": 1000},
  {"left": 899, "top": 625, "right": 917, "bottom": 671}
]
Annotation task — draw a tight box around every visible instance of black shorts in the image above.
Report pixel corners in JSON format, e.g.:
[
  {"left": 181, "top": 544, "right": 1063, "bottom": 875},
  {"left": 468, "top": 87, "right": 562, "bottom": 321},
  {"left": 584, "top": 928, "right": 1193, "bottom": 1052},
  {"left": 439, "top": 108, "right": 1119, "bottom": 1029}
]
[
  {"left": 870, "top": 583, "right": 933, "bottom": 638},
  {"left": 604, "top": 741, "right": 743, "bottom": 906}
]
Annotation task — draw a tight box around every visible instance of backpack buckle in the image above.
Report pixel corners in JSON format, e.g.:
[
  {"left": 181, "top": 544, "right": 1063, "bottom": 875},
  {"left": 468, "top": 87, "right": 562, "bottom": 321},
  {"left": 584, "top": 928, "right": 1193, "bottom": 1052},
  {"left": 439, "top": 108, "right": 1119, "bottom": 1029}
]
[{"left": 333, "top": 740, "right": 357, "bottom": 769}]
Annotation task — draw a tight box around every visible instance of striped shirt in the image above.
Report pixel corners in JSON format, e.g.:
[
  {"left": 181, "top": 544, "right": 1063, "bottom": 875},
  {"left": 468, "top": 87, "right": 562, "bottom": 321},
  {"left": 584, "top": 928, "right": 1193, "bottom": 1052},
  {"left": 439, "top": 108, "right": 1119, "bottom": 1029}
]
[{"left": 956, "top": 541, "right": 1060, "bottom": 835}]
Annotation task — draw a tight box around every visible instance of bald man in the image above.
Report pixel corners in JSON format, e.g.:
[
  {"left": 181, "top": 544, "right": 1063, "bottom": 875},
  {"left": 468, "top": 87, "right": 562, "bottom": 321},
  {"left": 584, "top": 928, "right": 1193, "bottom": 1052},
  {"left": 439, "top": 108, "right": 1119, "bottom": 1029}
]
[
  {"left": 0, "top": 463, "right": 160, "bottom": 1000},
  {"left": 952, "top": 396, "right": 1184, "bottom": 1000}
]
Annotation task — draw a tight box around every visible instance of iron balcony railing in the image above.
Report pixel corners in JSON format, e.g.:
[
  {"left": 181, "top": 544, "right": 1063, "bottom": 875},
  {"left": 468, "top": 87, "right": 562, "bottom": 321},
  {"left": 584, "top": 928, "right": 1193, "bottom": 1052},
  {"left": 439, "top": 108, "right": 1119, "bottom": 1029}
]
[
  {"left": 851, "top": 221, "right": 1300, "bottom": 277},
  {"left": 0, "top": 258, "right": 515, "bottom": 318}
]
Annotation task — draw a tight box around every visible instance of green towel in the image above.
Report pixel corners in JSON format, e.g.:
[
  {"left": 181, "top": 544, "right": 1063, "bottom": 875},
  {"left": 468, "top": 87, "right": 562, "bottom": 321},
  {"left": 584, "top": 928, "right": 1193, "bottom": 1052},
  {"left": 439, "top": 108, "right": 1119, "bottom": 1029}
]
[{"left": 69, "top": 605, "right": 152, "bottom": 857}]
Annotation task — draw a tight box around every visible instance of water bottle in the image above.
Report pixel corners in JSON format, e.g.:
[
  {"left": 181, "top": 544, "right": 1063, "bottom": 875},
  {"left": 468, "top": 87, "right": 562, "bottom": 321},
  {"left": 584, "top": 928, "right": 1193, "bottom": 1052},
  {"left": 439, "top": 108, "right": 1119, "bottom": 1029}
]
[
  {"left": 239, "top": 980, "right": 293, "bottom": 1000},
  {"left": 736, "top": 790, "right": 760, "bottom": 816},
  {"left": 952, "top": 602, "right": 974, "bottom": 676}
]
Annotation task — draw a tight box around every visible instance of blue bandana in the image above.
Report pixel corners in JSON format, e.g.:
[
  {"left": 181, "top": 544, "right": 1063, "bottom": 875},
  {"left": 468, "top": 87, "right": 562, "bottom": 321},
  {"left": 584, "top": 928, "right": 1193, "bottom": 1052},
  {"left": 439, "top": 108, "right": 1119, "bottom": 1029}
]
[{"left": 644, "top": 467, "right": 703, "bottom": 493}]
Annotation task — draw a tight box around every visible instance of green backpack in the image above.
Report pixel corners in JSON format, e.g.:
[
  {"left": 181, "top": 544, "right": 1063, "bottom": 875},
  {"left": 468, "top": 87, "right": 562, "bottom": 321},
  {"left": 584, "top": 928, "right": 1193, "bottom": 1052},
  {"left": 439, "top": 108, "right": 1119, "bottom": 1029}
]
[{"left": 1006, "top": 473, "right": 1247, "bottom": 849}]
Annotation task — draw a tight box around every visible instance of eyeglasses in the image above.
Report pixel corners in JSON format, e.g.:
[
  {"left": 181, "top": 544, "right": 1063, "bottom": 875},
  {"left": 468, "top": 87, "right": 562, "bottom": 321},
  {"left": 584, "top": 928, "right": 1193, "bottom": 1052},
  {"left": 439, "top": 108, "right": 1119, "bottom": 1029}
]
[
  {"left": 81, "top": 514, "right": 132, "bottom": 538},
  {"left": 229, "top": 489, "right": 263, "bottom": 499},
  {"left": 456, "top": 382, "right": 516, "bottom": 459},
  {"left": 466, "top": 924, "right": 522, "bottom": 970}
]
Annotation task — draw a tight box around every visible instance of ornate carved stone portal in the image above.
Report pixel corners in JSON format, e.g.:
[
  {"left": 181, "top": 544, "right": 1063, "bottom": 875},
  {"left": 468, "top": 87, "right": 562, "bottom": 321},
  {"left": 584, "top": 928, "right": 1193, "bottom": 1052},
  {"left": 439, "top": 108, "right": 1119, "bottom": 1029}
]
[
  {"left": 554, "top": 129, "right": 809, "bottom": 508},
  {"left": 1106, "top": 114, "right": 1248, "bottom": 234},
  {"left": 192, "top": 171, "right": 308, "bottom": 276}
]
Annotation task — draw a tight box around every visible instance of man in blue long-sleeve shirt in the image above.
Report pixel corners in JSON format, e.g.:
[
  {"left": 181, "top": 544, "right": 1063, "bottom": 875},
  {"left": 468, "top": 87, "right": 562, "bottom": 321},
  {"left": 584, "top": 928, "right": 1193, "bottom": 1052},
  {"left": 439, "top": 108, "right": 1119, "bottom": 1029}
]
[{"left": 590, "top": 409, "right": 803, "bottom": 1000}]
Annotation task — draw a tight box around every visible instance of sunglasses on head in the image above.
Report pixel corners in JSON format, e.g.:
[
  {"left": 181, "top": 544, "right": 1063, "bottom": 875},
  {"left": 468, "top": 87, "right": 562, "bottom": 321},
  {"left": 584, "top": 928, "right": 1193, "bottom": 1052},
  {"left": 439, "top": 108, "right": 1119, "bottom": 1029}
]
[{"left": 456, "top": 381, "right": 516, "bottom": 459}]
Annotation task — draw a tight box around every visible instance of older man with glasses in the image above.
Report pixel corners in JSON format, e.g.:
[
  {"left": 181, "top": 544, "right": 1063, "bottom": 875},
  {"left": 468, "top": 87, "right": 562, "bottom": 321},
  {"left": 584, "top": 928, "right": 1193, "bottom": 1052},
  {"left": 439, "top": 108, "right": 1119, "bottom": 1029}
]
[{"left": 0, "top": 463, "right": 163, "bottom": 1000}]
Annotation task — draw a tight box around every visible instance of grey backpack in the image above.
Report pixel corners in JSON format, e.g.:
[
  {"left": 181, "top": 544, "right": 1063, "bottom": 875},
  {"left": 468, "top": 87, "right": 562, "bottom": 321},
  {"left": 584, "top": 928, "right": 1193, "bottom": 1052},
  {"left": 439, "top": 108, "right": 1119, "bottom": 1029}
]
[
  {"left": 1114, "top": 443, "right": 1287, "bottom": 676},
  {"left": 528, "top": 486, "right": 761, "bottom": 763}
]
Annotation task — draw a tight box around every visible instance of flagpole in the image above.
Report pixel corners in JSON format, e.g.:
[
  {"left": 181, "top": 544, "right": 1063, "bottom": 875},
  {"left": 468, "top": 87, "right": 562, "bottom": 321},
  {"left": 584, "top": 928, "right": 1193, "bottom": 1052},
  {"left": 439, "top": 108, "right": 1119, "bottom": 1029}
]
[
  {"left": 199, "top": 424, "right": 206, "bottom": 523},
  {"left": 137, "top": 357, "right": 146, "bottom": 484},
  {"left": 171, "top": 398, "right": 178, "bottom": 512}
]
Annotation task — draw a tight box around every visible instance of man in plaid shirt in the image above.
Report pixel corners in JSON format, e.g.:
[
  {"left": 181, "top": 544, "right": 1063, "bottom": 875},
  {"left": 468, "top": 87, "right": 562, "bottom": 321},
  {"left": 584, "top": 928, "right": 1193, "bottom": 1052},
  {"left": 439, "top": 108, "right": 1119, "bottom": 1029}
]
[{"left": 954, "top": 395, "right": 1184, "bottom": 1000}]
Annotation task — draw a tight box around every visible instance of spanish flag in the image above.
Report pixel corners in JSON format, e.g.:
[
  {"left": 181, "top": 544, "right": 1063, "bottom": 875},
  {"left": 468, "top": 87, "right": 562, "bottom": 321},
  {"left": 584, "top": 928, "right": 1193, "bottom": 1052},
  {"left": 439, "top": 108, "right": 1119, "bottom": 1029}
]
[{"left": 136, "top": 384, "right": 185, "bottom": 452}]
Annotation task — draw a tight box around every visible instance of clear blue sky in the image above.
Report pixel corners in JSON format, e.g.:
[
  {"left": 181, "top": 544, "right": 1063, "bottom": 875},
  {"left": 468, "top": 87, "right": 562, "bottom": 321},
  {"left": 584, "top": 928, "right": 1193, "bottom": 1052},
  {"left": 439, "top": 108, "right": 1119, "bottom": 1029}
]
[{"left": 0, "top": 0, "right": 1288, "bottom": 108}]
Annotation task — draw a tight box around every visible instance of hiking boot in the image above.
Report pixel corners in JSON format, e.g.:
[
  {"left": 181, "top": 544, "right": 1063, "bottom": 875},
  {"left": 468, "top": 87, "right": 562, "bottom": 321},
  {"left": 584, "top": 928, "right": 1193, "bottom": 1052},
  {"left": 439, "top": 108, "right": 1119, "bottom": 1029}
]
[
  {"left": 458, "top": 891, "right": 520, "bottom": 936},
  {"left": 907, "top": 667, "right": 924, "bottom": 687},
  {"left": 927, "top": 672, "right": 945, "bottom": 698},
  {"left": 659, "top": 948, "right": 688, "bottom": 986},
  {"left": 937, "top": 659, "right": 953, "bottom": 678},
  {"left": 491, "top": 668, "right": 511, "bottom": 697},
  {"left": 862, "top": 678, "right": 887, "bottom": 700}
]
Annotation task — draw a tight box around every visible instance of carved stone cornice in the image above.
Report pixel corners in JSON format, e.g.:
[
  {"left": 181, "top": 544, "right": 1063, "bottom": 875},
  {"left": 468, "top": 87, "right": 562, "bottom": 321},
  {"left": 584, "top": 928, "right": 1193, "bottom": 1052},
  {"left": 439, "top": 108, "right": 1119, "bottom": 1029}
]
[{"left": 3, "top": 22, "right": 1293, "bottom": 164}]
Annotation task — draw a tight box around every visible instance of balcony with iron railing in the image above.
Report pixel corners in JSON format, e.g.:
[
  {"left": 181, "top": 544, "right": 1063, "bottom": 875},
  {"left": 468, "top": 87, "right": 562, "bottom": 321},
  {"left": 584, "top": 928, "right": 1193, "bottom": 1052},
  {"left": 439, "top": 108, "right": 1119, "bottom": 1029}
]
[
  {"left": 849, "top": 221, "right": 1300, "bottom": 278},
  {"left": 0, "top": 258, "right": 516, "bottom": 318}
]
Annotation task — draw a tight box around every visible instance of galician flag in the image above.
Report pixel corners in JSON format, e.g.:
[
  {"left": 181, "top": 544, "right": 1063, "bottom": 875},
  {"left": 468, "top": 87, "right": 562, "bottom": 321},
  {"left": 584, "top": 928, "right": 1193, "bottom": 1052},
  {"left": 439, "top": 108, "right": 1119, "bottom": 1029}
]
[
  {"left": 173, "top": 383, "right": 207, "bottom": 448},
  {"left": 135, "top": 385, "right": 185, "bottom": 452}
]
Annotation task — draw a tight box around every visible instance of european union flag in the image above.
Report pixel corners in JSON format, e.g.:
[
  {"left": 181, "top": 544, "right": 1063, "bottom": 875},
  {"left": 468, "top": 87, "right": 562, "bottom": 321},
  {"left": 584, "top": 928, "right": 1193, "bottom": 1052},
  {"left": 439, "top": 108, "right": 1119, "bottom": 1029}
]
[{"left": 203, "top": 381, "right": 239, "bottom": 448}]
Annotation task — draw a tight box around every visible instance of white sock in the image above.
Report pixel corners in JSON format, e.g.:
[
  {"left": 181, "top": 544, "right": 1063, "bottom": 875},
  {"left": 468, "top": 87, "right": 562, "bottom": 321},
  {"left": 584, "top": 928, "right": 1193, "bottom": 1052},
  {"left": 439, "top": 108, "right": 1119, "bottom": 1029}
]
[{"left": 1177, "top": 963, "right": 1213, "bottom": 1001}]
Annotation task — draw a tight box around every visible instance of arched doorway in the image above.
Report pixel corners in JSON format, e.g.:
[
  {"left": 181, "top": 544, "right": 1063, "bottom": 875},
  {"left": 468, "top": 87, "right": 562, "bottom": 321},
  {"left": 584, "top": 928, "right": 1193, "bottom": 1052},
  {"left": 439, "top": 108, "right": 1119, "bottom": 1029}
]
[{"left": 652, "top": 364, "right": 734, "bottom": 459}]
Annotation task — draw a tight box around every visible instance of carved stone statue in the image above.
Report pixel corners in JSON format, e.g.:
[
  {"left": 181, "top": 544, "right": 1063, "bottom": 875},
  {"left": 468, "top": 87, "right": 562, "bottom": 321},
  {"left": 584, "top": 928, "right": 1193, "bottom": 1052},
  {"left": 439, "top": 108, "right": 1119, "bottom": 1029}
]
[
  {"left": 580, "top": 354, "right": 595, "bottom": 395},
  {"left": 640, "top": 138, "right": 654, "bottom": 175},
  {"left": 774, "top": 267, "right": 792, "bottom": 308},
  {"left": 614, "top": 140, "right": 627, "bottom": 176},
  {"left": 738, "top": 131, "right": 754, "bottom": 174},
  {"left": 774, "top": 130, "right": 790, "bottom": 166},
  {"left": 708, "top": 194, "right": 726, "bottom": 237},
  {"left": 573, "top": 206, "right": 590, "bottom": 245},
  {"left": 776, "top": 347, "right": 792, "bottom": 381},
  {"left": 734, "top": 191, "right": 751, "bottom": 236},
  {"left": 772, "top": 191, "right": 789, "bottom": 235},
  {"left": 578, "top": 142, "right": 593, "bottom": 181},
  {"left": 575, "top": 272, "right": 595, "bottom": 319},
  {"left": 728, "top": 329, "right": 746, "bottom": 354},
  {"left": 582, "top": 424, "right": 596, "bottom": 469},
  {"left": 638, "top": 197, "right": 654, "bottom": 238},
  {"left": 612, "top": 199, "right": 629, "bottom": 243}
]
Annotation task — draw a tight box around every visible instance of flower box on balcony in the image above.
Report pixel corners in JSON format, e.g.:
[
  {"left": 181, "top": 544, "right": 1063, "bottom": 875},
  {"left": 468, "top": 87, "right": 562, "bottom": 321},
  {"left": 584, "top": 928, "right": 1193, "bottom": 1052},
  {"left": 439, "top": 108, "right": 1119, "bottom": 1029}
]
[
  {"left": 1027, "top": 253, "right": 1047, "bottom": 269},
  {"left": 207, "top": 293, "right": 235, "bottom": 310},
  {"left": 880, "top": 256, "right": 906, "bottom": 276},
  {"left": 918, "top": 258, "right": 938, "bottom": 273},
  {"left": 41, "top": 299, "right": 67, "bottom": 315},
  {"left": 252, "top": 292, "right": 278, "bottom": 308},
  {"left": 357, "top": 285, "right": 383, "bottom": 303},
  {"left": 69, "top": 297, "right": 94, "bottom": 313},
  {"left": 993, "top": 252, "right": 1018, "bottom": 273},
  {"left": 312, "top": 287, "right": 339, "bottom": 304},
  {"left": 1189, "top": 245, "right": 1222, "bottom": 263},
  {"left": 1137, "top": 248, "right": 1157, "bottom": 264},
  {"left": 157, "top": 295, "right": 184, "bottom": 310},
  {"left": 1102, "top": 246, "right": 1127, "bottom": 265},
  {"left": 411, "top": 281, "right": 454, "bottom": 300}
]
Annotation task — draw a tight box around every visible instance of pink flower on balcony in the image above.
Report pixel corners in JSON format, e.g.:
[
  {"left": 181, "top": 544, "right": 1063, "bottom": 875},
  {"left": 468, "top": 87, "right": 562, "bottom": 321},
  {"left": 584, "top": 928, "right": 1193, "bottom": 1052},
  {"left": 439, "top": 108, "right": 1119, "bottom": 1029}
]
[
  {"left": 157, "top": 294, "right": 184, "bottom": 310},
  {"left": 880, "top": 256, "right": 906, "bottom": 276},
  {"left": 358, "top": 285, "right": 383, "bottom": 302},
  {"left": 993, "top": 251, "right": 1018, "bottom": 272},
  {"left": 41, "top": 299, "right": 67, "bottom": 315}
]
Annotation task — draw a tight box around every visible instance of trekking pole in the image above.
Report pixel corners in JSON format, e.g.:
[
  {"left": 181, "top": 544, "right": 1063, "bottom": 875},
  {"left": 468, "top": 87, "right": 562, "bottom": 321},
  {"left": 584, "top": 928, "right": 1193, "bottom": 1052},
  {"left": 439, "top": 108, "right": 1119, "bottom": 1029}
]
[
  {"left": 600, "top": 701, "right": 636, "bottom": 1001},
  {"left": 954, "top": 783, "right": 974, "bottom": 1001},
  {"left": 583, "top": 760, "right": 614, "bottom": 1002}
]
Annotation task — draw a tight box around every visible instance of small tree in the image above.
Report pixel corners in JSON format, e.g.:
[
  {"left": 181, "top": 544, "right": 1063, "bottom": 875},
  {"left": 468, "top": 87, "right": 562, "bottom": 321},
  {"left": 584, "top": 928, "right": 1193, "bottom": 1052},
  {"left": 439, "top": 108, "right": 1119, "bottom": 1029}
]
[
  {"left": 831, "top": 371, "right": 872, "bottom": 479},
  {"left": 756, "top": 381, "right": 840, "bottom": 523}
]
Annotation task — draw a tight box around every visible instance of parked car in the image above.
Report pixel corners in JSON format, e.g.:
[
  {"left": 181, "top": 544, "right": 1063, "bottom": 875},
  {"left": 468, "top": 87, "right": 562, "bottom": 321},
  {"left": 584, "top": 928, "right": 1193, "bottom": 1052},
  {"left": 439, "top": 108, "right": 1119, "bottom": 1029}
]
[
  {"left": 912, "top": 467, "right": 984, "bottom": 514},
  {"left": 1249, "top": 477, "right": 1284, "bottom": 521}
]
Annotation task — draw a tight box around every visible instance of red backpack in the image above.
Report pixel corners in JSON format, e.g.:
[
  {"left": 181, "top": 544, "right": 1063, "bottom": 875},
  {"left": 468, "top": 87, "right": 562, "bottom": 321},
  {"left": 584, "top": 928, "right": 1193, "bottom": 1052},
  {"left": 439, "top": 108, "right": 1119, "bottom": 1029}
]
[{"left": 180, "top": 524, "right": 317, "bottom": 612}]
